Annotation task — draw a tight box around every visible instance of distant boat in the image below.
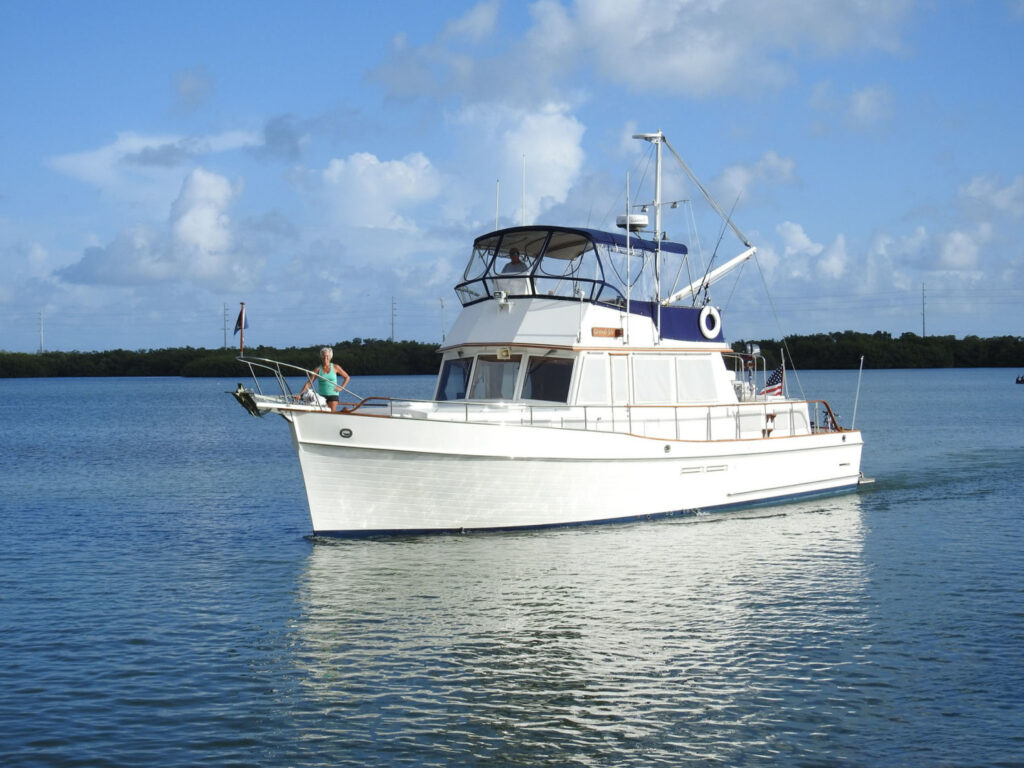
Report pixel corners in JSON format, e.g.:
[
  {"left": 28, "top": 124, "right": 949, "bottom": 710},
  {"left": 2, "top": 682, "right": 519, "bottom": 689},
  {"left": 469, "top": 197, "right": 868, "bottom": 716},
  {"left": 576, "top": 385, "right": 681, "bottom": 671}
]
[
  {"left": 1017, "top": 375, "right": 1024, "bottom": 384},
  {"left": 231, "top": 130, "right": 865, "bottom": 536}
]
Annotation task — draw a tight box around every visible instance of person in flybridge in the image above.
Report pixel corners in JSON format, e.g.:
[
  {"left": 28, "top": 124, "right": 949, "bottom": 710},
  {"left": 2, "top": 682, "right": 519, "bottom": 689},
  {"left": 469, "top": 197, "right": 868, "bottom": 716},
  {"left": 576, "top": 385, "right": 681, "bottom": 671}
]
[
  {"left": 296, "top": 347, "right": 351, "bottom": 412},
  {"left": 502, "top": 248, "right": 528, "bottom": 273}
]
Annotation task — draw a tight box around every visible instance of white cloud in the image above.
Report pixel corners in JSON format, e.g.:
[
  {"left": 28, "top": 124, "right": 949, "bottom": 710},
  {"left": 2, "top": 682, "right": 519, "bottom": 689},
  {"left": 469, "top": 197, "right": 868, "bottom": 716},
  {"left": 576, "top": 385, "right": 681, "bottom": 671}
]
[
  {"left": 171, "top": 168, "right": 237, "bottom": 277},
  {"left": 717, "top": 151, "right": 796, "bottom": 203},
  {"left": 811, "top": 81, "right": 894, "bottom": 132},
  {"left": 321, "top": 151, "right": 442, "bottom": 230},
  {"left": 938, "top": 224, "right": 993, "bottom": 271},
  {"left": 817, "top": 234, "right": 847, "bottom": 279},
  {"left": 960, "top": 175, "right": 1024, "bottom": 218},
  {"left": 48, "top": 131, "right": 261, "bottom": 212},
  {"left": 775, "top": 222, "right": 847, "bottom": 282},
  {"left": 848, "top": 85, "right": 893, "bottom": 128},
  {"left": 58, "top": 168, "right": 259, "bottom": 289},
  {"left": 777, "top": 221, "right": 823, "bottom": 258},
  {"left": 451, "top": 102, "right": 586, "bottom": 225},
  {"left": 370, "top": 0, "right": 912, "bottom": 107},
  {"left": 442, "top": 0, "right": 500, "bottom": 43}
]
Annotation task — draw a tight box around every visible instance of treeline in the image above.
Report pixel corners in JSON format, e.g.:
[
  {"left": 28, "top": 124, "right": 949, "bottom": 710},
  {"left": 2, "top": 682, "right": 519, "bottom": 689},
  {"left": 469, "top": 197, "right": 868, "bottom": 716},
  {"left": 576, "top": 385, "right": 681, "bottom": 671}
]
[
  {"left": 733, "top": 331, "right": 1024, "bottom": 369},
  {"left": 1, "top": 331, "right": 1022, "bottom": 378},
  {"left": 0, "top": 339, "right": 441, "bottom": 378}
]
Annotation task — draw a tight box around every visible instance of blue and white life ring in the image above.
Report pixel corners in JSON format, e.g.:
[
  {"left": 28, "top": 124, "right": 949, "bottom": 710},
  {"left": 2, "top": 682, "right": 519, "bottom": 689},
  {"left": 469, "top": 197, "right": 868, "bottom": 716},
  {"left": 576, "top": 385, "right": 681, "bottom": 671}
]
[{"left": 698, "top": 305, "right": 721, "bottom": 339}]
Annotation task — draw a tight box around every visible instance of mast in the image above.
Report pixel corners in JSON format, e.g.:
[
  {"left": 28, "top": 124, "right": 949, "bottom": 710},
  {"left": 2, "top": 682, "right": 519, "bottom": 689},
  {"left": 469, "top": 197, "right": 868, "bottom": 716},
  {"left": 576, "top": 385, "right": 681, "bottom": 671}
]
[{"left": 632, "top": 130, "right": 665, "bottom": 339}]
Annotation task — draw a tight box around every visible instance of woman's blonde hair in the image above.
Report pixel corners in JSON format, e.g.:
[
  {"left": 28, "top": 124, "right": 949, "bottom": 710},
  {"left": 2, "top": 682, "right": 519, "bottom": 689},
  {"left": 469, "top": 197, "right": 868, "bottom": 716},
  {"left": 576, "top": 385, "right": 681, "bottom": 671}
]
[{"left": 320, "top": 347, "right": 333, "bottom": 359}]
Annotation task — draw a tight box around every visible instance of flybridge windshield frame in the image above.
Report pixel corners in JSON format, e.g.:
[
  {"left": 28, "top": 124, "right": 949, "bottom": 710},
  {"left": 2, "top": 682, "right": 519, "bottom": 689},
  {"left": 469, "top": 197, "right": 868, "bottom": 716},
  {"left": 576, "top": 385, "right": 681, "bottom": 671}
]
[{"left": 455, "top": 226, "right": 689, "bottom": 308}]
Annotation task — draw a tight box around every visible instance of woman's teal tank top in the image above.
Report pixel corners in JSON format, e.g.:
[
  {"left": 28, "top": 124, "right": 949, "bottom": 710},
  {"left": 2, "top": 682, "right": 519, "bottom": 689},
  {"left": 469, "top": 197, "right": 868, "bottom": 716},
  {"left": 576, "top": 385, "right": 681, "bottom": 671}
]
[{"left": 316, "top": 366, "right": 338, "bottom": 396}]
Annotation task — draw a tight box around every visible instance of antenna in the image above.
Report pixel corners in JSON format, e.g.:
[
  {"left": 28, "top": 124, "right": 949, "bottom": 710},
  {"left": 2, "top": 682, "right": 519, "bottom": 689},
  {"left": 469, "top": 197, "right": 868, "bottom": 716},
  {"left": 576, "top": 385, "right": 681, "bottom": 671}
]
[
  {"left": 625, "top": 172, "right": 631, "bottom": 344},
  {"left": 521, "top": 154, "right": 526, "bottom": 226},
  {"left": 440, "top": 297, "right": 446, "bottom": 343},
  {"left": 632, "top": 130, "right": 664, "bottom": 339}
]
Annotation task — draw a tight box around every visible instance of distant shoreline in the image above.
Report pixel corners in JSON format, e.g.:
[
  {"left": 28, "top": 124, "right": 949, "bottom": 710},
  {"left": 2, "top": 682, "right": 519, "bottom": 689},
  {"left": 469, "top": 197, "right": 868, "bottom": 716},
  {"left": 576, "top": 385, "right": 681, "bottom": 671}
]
[{"left": 1, "top": 332, "right": 1022, "bottom": 377}]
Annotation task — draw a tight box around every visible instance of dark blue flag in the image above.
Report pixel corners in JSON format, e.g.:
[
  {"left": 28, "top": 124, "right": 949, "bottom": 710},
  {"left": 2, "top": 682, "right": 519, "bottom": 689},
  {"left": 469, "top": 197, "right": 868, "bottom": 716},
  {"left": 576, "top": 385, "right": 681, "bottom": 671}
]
[{"left": 234, "top": 304, "right": 249, "bottom": 335}]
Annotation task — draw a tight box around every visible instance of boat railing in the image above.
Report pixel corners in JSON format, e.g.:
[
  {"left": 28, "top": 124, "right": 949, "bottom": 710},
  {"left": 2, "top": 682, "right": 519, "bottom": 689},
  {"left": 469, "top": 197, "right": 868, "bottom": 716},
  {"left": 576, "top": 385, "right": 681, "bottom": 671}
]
[
  {"left": 342, "top": 396, "right": 848, "bottom": 440},
  {"left": 236, "top": 356, "right": 361, "bottom": 408}
]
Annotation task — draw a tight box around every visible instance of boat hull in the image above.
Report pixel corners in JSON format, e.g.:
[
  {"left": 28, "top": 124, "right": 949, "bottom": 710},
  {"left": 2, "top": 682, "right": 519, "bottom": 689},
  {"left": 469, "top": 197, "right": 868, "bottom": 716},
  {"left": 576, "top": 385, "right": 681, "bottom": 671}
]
[{"left": 285, "top": 410, "right": 863, "bottom": 536}]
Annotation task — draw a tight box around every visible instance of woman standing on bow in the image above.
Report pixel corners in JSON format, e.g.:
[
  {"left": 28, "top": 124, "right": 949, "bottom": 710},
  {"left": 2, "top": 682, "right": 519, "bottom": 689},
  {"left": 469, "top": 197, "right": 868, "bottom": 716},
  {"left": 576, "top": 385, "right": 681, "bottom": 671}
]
[{"left": 298, "top": 346, "right": 350, "bottom": 412}]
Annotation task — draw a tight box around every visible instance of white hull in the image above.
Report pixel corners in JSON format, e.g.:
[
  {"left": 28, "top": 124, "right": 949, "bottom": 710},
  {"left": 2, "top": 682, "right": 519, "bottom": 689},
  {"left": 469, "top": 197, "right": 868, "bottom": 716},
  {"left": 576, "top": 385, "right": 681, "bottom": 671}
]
[{"left": 287, "top": 410, "right": 863, "bottom": 535}]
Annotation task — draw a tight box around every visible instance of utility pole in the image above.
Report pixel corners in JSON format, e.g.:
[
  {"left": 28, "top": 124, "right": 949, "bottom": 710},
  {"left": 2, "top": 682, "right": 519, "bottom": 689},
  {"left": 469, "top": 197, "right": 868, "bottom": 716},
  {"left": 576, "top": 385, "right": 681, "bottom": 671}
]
[
  {"left": 38, "top": 311, "right": 44, "bottom": 353},
  {"left": 921, "top": 283, "right": 926, "bottom": 337}
]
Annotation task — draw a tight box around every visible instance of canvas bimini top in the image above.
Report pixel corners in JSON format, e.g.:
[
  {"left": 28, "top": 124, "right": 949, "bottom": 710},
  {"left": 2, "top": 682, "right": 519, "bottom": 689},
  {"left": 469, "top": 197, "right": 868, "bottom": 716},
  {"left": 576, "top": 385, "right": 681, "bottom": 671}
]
[{"left": 456, "top": 225, "right": 688, "bottom": 307}]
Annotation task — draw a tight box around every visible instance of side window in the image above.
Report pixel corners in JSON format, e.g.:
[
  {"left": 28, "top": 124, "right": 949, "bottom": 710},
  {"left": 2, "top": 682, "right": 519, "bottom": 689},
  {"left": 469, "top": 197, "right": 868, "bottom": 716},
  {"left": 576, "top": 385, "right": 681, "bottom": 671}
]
[
  {"left": 576, "top": 355, "right": 609, "bottom": 405},
  {"left": 469, "top": 355, "right": 522, "bottom": 399},
  {"left": 436, "top": 358, "right": 472, "bottom": 400},
  {"left": 610, "top": 355, "right": 628, "bottom": 405},
  {"left": 522, "top": 357, "right": 574, "bottom": 403},
  {"left": 675, "top": 355, "right": 718, "bottom": 402},
  {"left": 633, "top": 355, "right": 674, "bottom": 403}
]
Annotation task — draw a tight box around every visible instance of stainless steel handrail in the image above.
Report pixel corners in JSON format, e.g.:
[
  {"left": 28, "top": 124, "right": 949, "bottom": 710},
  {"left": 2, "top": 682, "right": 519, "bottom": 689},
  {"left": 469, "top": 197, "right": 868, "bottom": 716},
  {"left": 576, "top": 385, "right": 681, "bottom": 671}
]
[
  {"left": 237, "top": 356, "right": 362, "bottom": 402},
  {"left": 237, "top": 356, "right": 847, "bottom": 439}
]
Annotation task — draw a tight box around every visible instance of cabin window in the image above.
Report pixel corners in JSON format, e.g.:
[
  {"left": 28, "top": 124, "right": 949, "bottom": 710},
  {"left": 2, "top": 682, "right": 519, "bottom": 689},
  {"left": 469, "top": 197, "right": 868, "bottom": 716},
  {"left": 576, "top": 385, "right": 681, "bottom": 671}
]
[
  {"left": 610, "top": 355, "right": 629, "bottom": 405},
  {"left": 469, "top": 355, "right": 522, "bottom": 400},
  {"left": 577, "top": 355, "right": 609, "bottom": 405},
  {"left": 436, "top": 358, "right": 472, "bottom": 400},
  {"left": 522, "top": 356, "right": 574, "bottom": 403},
  {"left": 675, "top": 355, "right": 718, "bottom": 402},
  {"left": 633, "top": 355, "right": 674, "bottom": 403}
]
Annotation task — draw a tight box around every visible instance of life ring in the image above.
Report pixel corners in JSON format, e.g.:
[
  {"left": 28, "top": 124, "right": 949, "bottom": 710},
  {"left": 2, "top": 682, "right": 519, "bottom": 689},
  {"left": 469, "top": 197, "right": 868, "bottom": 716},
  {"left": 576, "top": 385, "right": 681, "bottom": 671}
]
[{"left": 698, "top": 305, "right": 721, "bottom": 339}]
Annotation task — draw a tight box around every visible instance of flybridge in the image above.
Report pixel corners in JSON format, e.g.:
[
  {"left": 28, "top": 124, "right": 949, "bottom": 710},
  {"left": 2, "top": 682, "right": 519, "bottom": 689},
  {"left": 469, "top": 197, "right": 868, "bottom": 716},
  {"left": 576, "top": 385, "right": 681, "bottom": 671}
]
[
  {"left": 455, "top": 225, "right": 686, "bottom": 306},
  {"left": 453, "top": 224, "right": 720, "bottom": 342}
]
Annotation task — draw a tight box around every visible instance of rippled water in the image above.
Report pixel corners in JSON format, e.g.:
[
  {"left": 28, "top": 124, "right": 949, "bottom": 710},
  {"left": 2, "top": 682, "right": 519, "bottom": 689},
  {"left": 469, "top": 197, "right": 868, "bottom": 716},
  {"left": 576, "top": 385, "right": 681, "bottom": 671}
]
[{"left": 1, "top": 370, "right": 1022, "bottom": 766}]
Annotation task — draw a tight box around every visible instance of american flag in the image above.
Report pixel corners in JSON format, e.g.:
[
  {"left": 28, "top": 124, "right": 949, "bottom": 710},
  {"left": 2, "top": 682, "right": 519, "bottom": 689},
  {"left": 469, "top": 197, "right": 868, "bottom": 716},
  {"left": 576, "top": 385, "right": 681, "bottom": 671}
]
[{"left": 759, "top": 364, "right": 784, "bottom": 396}]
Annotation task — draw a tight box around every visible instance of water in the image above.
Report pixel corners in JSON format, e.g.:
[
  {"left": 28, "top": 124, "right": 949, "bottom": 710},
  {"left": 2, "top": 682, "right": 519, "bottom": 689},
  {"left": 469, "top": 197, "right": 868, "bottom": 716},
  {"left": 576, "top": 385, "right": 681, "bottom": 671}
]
[{"left": 1, "top": 370, "right": 1022, "bottom": 766}]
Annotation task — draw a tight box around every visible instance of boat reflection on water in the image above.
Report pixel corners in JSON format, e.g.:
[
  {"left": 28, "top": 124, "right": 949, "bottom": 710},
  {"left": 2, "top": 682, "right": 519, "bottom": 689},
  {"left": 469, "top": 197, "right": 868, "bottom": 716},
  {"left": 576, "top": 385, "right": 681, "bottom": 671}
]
[{"left": 289, "top": 498, "right": 873, "bottom": 764}]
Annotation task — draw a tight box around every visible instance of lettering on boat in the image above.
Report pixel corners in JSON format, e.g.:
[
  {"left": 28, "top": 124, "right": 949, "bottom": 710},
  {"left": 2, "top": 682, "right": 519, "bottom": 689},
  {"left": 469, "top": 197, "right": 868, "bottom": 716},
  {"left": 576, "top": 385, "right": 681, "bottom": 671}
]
[{"left": 591, "top": 326, "right": 623, "bottom": 338}]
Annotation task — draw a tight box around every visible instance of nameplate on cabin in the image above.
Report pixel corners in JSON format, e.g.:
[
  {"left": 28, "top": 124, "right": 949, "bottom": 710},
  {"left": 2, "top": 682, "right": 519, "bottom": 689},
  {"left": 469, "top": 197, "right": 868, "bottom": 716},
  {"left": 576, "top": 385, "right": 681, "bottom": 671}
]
[{"left": 591, "top": 327, "right": 623, "bottom": 338}]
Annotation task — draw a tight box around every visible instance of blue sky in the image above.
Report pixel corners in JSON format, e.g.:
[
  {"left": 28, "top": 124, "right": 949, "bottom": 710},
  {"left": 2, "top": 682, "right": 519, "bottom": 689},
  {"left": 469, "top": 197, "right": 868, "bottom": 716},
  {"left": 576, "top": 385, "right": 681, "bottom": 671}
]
[{"left": 2, "top": 0, "right": 1023, "bottom": 353}]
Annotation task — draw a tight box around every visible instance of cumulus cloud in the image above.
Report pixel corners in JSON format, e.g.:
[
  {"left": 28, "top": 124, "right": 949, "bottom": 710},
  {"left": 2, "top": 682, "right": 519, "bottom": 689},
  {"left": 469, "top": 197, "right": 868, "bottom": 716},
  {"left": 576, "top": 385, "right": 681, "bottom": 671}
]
[
  {"left": 817, "top": 234, "right": 847, "bottom": 279},
  {"left": 49, "top": 131, "right": 261, "bottom": 212},
  {"left": 0, "top": 242, "right": 52, "bottom": 303},
  {"left": 773, "top": 221, "right": 848, "bottom": 282},
  {"left": 449, "top": 102, "right": 586, "bottom": 225},
  {"left": 372, "top": 0, "right": 913, "bottom": 104},
  {"left": 58, "top": 168, "right": 260, "bottom": 289},
  {"left": 778, "top": 221, "right": 823, "bottom": 258},
  {"left": 811, "top": 82, "right": 894, "bottom": 131},
  {"left": 442, "top": 0, "right": 500, "bottom": 43},
  {"left": 716, "top": 151, "right": 796, "bottom": 204},
  {"left": 938, "top": 223, "right": 993, "bottom": 271},
  {"left": 321, "top": 151, "right": 442, "bottom": 229},
  {"left": 960, "top": 175, "right": 1024, "bottom": 218}
]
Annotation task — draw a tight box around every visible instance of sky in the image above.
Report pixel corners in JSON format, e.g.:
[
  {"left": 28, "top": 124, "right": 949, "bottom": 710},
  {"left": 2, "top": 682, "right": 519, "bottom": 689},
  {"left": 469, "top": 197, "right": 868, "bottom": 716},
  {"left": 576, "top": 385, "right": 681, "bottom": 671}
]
[{"left": 2, "top": 0, "right": 1023, "bottom": 354}]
